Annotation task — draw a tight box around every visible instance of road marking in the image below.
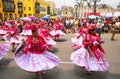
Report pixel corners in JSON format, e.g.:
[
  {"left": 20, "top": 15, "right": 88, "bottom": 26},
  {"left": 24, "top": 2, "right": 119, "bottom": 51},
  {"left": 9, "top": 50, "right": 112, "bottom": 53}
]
[
  {"left": 57, "top": 42, "right": 72, "bottom": 44},
  {"left": 60, "top": 61, "right": 73, "bottom": 64}
]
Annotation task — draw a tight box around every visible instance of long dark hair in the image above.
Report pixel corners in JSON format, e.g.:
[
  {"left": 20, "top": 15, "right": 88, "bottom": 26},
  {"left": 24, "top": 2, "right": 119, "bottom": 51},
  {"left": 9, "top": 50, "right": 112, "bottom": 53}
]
[{"left": 89, "top": 29, "right": 96, "bottom": 34}]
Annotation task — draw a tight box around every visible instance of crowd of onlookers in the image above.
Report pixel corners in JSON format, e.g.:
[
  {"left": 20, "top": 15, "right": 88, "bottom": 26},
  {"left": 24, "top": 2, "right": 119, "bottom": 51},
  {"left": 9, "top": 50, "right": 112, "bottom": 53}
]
[
  {"left": 0, "top": 16, "right": 120, "bottom": 35},
  {"left": 62, "top": 16, "right": 120, "bottom": 34}
]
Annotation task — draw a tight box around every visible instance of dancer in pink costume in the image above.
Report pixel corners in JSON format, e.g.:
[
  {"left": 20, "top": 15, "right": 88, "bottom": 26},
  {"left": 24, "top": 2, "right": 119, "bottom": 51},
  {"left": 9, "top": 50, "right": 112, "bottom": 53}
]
[
  {"left": 71, "top": 21, "right": 89, "bottom": 50},
  {"left": 71, "top": 23, "right": 109, "bottom": 74},
  {"left": 0, "top": 43, "right": 10, "bottom": 60},
  {"left": 20, "top": 21, "right": 32, "bottom": 36},
  {"left": 14, "top": 26, "right": 60, "bottom": 79},
  {"left": 71, "top": 21, "right": 91, "bottom": 72},
  {"left": 0, "top": 21, "right": 8, "bottom": 36},
  {"left": 87, "top": 24, "right": 109, "bottom": 72},
  {"left": 50, "top": 21, "right": 65, "bottom": 40},
  {"left": 38, "top": 22, "right": 56, "bottom": 45},
  {"left": 3, "top": 20, "right": 23, "bottom": 52},
  {"left": 38, "top": 21, "right": 56, "bottom": 51}
]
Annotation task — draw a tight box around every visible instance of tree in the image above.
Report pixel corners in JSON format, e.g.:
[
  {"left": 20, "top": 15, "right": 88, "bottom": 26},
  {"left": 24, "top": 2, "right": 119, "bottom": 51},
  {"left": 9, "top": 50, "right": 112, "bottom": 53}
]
[
  {"left": 101, "top": 4, "right": 108, "bottom": 9},
  {"left": 101, "top": 4, "right": 108, "bottom": 13},
  {"left": 76, "top": 2, "right": 81, "bottom": 17},
  {"left": 74, "top": 4, "right": 78, "bottom": 18},
  {"left": 87, "top": 2, "right": 92, "bottom": 16},
  {"left": 117, "top": 2, "right": 120, "bottom": 9}
]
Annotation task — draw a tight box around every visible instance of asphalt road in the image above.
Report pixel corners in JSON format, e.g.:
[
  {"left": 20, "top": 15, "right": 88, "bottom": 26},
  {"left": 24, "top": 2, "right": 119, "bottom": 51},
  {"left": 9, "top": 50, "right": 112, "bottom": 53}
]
[{"left": 0, "top": 33, "right": 120, "bottom": 79}]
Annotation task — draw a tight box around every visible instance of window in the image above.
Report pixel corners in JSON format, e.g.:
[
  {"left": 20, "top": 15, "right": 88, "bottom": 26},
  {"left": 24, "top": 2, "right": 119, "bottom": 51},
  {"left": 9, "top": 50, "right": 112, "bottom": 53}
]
[
  {"left": 66, "top": 12, "right": 67, "bottom": 14},
  {"left": 29, "top": 7, "right": 31, "bottom": 11},
  {"left": 24, "top": 14, "right": 27, "bottom": 17},
  {"left": 24, "top": 7, "right": 26, "bottom": 11}
]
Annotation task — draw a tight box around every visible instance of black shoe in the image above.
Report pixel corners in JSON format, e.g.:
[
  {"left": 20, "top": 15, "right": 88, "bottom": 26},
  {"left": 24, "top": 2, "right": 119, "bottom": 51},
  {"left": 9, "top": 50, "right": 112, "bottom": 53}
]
[
  {"left": 85, "top": 71, "right": 93, "bottom": 74},
  {"left": 11, "top": 49, "right": 15, "bottom": 52}
]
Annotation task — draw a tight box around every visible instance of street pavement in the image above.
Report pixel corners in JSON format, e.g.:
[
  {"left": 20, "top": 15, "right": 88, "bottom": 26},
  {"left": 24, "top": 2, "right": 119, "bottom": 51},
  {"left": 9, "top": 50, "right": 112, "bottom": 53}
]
[{"left": 0, "top": 33, "right": 120, "bottom": 79}]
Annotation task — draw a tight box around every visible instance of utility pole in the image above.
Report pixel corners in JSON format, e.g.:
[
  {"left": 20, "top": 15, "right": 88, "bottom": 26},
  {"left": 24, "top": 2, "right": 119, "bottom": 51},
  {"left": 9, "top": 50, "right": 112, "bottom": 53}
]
[
  {"left": 90, "top": 0, "right": 101, "bottom": 15},
  {"left": 74, "top": 4, "right": 78, "bottom": 18},
  {"left": 93, "top": 0, "right": 97, "bottom": 15}
]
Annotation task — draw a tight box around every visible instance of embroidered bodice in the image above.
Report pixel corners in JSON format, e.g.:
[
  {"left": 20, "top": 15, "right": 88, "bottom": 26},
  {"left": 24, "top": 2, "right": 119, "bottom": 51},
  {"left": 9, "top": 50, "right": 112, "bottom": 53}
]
[
  {"left": 8, "top": 26, "right": 18, "bottom": 35},
  {"left": 24, "top": 35, "right": 47, "bottom": 54},
  {"left": 80, "top": 27, "right": 89, "bottom": 34},
  {"left": 25, "top": 24, "right": 32, "bottom": 30}
]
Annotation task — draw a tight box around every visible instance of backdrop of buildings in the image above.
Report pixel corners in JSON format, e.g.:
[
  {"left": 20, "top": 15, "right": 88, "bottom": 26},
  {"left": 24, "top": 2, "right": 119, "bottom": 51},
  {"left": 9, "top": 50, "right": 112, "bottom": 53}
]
[{"left": 0, "top": 0, "right": 120, "bottom": 20}]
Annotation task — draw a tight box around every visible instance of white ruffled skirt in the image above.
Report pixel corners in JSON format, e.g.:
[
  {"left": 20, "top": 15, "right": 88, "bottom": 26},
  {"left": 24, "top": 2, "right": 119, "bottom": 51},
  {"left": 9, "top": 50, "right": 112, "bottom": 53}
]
[
  {"left": 14, "top": 50, "right": 60, "bottom": 72},
  {"left": 71, "top": 46, "right": 90, "bottom": 69},
  {"left": 3, "top": 35, "right": 23, "bottom": 44},
  {"left": 71, "top": 46, "right": 110, "bottom": 71},
  {"left": 0, "top": 30, "right": 7, "bottom": 36},
  {"left": 0, "top": 44, "right": 10, "bottom": 60},
  {"left": 44, "top": 37, "right": 56, "bottom": 46},
  {"left": 50, "top": 30, "right": 65, "bottom": 36},
  {"left": 20, "top": 30, "right": 32, "bottom": 36}
]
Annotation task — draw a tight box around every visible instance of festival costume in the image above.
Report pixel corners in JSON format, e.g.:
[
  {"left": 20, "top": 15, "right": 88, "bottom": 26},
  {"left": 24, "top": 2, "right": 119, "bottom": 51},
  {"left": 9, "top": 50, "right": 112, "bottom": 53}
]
[
  {"left": 14, "top": 35, "right": 60, "bottom": 72},
  {"left": 0, "top": 22, "right": 8, "bottom": 36},
  {"left": 20, "top": 24, "right": 32, "bottom": 36},
  {"left": 71, "top": 24, "right": 91, "bottom": 69},
  {"left": 50, "top": 22, "right": 65, "bottom": 38},
  {"left": 0, "top": 43, "right": 10, "bottom": 60},
  {"left": 71, "top": 34, "right": 90, "bottom": 69},
  {"left": 39, "top": 28, "right": 56, "bottom": 46},
  {"left": 71, "top": 26, "right": 89, "bottom": 50},
  {"left": 87, "top": 34, "right": 109, "bottom": 71},
  {"left": 3, "top": 26, "right": 23, "bottom": 44},
  {"left": 71, "top": 24, "right": 109, "bottom": 72}
]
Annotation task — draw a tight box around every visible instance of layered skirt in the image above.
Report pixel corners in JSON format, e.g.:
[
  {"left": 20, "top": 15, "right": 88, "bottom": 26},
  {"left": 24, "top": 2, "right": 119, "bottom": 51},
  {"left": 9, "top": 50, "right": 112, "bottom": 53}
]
[
  {"left": 44, "top": 37, "right": 56, "bottom": 46},
  {"left": 71, "top": 36, "right": 82, "bottom": 51},
  {"left": 20, "top": 30, "right": 32, "bottom": 36},
  {"left": 71, "top": 46, "right": 109, "bottom": 71},
  {"left": 0, "top": 44, "right": 10, "bottom": 60},
  {"left": 0, "top": 29, "right": 7, "bottom": 36},
  {"left": 50, "top": 30, "right": 65, "bottom": 37},
  {"left": 3, "top": 35, "right": 23, "bottom": 44},
  {"left": 14, "top": 50, "right": 60, "bottom": 72}
]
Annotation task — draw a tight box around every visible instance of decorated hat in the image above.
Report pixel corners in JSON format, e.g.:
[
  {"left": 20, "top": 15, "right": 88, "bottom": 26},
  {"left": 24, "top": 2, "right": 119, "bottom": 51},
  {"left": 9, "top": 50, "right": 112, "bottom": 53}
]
[
  {"left": 31, "top": 24, "right": 38, "bottom": 31},
  {"left": 10, "top": 20, "right": 15, "bottom": 25},
  {"left": 88, "top": 24, "right": 96, "bottom": 30},
  {"left": 82, "top": 21, "right": 87, "bottom": 25},
  {"left": 2, "top": 21, "right": 6, "bottom": 25},
  {"left": 40, "top": 21, "right": 45, "bottom": 26}
]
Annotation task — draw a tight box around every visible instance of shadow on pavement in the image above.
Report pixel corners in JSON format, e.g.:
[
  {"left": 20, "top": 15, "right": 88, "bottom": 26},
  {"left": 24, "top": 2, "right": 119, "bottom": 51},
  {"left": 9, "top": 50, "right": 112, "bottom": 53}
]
[
  {"left": 110, "top": 39, "right": 119, "bottom": 41},
  {"left": 42, "top": 66, "right": 120, "bottom": 79},
  {"left": 74, "top": 65, "right": 120, "bottom": 79},
  {"left": 0, "top": 65, "right": 120, "bottom": 79},
  {"left": 55, "top": 38, "right": 67, "bottom": 42},
  {"left": 42, "top": 67, "right": 62, "bottom": 79},
  {"left": 0, "top": 66, "right": 35, "bottom": 79},
  {"left": 0, "top": 58, "right": 13, "bottom": 69},
  {"left": 51, "top": 47, "right": 59, "bottom": 54}
]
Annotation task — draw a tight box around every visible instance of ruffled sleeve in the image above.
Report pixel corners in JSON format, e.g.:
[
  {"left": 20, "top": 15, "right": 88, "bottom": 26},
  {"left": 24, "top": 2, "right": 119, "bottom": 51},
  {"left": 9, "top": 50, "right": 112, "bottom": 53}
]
[
  {"left": 38, "top": 35, "right": 48, "bottom": 51},
  {"left": 24, "top": 36, "right": 32, "bottom": 54}
]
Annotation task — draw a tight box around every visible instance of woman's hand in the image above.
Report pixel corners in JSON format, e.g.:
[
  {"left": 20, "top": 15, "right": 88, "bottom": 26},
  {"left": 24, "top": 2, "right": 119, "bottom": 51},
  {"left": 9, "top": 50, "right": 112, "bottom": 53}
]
[{"left": 93, "top": 41, "right": 99, "bottom": 46}]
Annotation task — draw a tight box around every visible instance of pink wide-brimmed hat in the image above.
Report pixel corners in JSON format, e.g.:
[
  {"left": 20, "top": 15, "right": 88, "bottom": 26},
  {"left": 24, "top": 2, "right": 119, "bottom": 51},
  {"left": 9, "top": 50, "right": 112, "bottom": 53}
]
[{"left": 88, "top": 24, "right": 96, "bottom": 30}]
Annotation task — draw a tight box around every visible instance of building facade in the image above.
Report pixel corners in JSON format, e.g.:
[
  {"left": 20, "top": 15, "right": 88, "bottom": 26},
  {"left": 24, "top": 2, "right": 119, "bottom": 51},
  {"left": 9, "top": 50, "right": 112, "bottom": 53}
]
[
  {"left": 0, "top": 0, "right": 16, "bottom": 20},
  {"left": 45, "top": 0, "right": 55, "bottom": 15},
  {"left": 0, "top": 1, "right": 3, "bottom": 19},
  {"left": 61, "top": 6, "right": 74, "bottom": 17},
  {"left": 74, "top": 3, "right": 115, "bottom": 18},
  {"left": 0, "top": 0, "right": 50, "bottom": 20},
  {"left": 40, "top": 0, "right": 49, "bottom": 17}
]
